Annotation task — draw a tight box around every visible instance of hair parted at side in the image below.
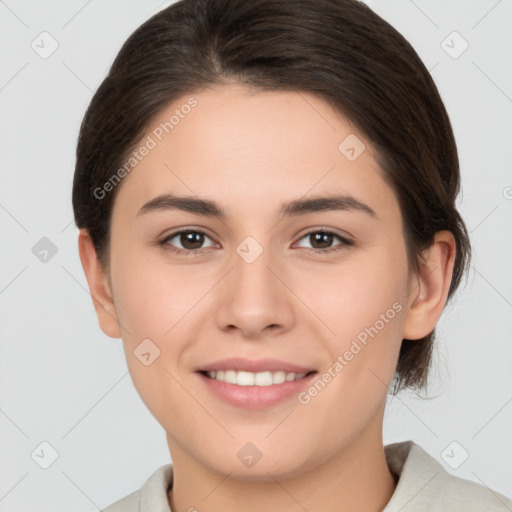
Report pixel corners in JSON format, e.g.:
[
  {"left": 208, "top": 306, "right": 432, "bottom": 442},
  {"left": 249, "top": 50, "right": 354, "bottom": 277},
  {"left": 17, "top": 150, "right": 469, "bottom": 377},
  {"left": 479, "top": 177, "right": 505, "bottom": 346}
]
[{"left": 72, "top": 0, "right": 472, "bottom": 395}]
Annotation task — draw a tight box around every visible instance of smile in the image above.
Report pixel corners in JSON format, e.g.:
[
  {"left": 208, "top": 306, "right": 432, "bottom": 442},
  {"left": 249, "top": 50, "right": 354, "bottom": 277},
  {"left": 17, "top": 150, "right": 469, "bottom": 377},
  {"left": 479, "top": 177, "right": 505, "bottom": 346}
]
[
  {"left": 202, "top": 370, "right": 313, "bottom": 386},
  {"left": 197, "top": 369, "right": 318, "bottom": 409}
]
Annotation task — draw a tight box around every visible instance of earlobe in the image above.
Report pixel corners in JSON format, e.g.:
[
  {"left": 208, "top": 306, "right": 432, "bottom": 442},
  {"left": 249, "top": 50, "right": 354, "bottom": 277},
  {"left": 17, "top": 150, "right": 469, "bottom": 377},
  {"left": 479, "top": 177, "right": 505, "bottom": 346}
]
[
  {"left": 77, "top": 229, "right": 121, "bottom": 339},
  {"left": 402, "top": 230, "right": 457, "bottom": 340}
]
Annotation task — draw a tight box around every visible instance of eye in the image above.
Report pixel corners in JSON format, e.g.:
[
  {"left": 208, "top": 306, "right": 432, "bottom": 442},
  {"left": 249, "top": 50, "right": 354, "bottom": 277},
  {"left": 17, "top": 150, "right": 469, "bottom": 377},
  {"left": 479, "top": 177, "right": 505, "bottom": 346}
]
[
  {"left": 158, "top": 228, "right": 353, "bottom": 256},
  {"left": 295, "top": 229, "right": 353, "bottom": 254},
  {"left": 158, "top": 229, "right": 218, "bottom": 256}
]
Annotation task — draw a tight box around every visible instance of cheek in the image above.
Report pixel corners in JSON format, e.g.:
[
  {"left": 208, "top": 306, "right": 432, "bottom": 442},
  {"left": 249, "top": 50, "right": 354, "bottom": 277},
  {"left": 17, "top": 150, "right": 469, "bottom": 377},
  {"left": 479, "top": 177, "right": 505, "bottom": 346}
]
[
  {"left": 111, "top": 246, "right": 207, "bottom": 344},
  {"left": 111, "top": 260, "right": 201, "bottom": 427},
  {"left": 301, "top": 245, "right": 407, "bottom": 336},
  {"left": 301, "top": 244, "right": 408, "bottom": 392}
]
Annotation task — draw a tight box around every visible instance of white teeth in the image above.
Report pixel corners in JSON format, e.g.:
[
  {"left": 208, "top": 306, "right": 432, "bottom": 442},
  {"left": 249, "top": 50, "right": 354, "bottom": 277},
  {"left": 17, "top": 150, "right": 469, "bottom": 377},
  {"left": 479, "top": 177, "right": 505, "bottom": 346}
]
[
  {"left": 254, "top": 371, "right": 272, "bottom": 386},
  {"left": 237, "top": 371, "right": 255, "bottom": 386},
  {"left": 270, "top": 371, "right": 286, "bottom": 384},
  {"left": 205, "top": 370, "right": 308, "bottom": 385},
  {"left": 224, "top": 370, "right": 237, "bottom": 384}
]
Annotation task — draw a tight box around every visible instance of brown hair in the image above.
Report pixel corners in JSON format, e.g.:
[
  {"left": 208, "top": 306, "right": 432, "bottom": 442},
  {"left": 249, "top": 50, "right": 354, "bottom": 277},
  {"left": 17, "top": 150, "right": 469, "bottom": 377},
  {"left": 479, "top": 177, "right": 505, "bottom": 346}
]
[{"left": 72, "top": 0, "right": 472, "bottom": 395}]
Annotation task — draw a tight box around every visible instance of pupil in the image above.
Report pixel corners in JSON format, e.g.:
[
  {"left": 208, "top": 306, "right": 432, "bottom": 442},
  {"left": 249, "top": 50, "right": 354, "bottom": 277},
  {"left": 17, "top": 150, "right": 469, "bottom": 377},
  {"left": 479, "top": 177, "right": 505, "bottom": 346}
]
[
  {"left": 312, "top": 232, "right": 332, "bottom": 249},
  {"left": 182, "top": 232, "right": 203, "bottom": 249}
]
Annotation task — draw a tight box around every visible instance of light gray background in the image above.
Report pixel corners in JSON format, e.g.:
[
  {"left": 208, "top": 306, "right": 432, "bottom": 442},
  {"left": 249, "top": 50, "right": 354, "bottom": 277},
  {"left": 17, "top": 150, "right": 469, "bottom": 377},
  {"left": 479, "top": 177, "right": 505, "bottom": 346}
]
[{"left": 0, "top": 1, "right": 511, "bottom": 510}]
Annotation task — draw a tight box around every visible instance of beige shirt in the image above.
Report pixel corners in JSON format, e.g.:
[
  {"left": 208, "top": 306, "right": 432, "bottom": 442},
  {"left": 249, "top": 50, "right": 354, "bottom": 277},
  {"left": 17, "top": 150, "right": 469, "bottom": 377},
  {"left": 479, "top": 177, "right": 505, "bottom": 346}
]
[{"left": 101, "top": 440, "right": 512, "bottom": 511}]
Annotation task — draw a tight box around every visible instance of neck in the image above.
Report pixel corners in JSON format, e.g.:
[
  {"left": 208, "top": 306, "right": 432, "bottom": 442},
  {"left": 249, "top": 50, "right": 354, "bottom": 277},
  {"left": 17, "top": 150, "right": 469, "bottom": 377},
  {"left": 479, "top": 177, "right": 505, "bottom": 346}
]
[{"left": 166, "top": 411, "right": 397, "bottom": 512}]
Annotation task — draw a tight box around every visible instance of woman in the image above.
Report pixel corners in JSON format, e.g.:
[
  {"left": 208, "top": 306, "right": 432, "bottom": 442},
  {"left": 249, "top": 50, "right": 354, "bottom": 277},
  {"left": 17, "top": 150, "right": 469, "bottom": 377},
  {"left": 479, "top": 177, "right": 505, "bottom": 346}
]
[{"left": 72, "top": 0, "right": 512, "bottom": 510}]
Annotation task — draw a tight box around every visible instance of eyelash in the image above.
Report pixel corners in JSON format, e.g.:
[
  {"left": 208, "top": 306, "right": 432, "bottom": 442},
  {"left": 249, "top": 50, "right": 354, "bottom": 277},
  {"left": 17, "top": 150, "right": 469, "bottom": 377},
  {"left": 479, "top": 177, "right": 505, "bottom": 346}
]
[{"left": 157, "top": 228, "right": 353, "bottom": 256}]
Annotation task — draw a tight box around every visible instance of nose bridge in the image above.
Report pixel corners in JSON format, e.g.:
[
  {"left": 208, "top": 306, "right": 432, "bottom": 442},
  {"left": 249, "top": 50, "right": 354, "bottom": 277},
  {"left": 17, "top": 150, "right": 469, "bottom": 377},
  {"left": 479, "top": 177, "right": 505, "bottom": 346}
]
[
  {"left": 214, "top": 232, "right": 294, "bottom": 336},
  {"left": 232, "top": 233, "right": 278, "bottom": 300}
]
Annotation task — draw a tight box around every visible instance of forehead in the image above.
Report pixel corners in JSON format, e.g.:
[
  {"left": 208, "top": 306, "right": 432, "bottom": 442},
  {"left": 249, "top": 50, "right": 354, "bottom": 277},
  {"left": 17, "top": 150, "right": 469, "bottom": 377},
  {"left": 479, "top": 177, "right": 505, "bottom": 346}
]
[{"left": 112, "top": 83, "right": 400, "bottom": 225}]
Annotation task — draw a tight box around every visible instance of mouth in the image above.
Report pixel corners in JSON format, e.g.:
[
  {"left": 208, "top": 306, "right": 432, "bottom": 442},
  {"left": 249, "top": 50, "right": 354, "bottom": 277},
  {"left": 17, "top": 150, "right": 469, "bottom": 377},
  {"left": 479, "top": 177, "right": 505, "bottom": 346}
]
[
  {"left": 198, "top": 369, "right": 317, "bottom": 386},
  {"left": 194, "top": 359, "right": 319, "bottom": 409}
]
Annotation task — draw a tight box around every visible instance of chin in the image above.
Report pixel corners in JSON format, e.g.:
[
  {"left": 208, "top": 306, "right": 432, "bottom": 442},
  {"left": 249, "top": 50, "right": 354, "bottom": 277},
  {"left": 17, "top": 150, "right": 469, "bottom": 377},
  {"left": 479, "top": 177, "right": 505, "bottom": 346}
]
[{"left": 204, "top": 451, "right": 316, "bottom": 482}]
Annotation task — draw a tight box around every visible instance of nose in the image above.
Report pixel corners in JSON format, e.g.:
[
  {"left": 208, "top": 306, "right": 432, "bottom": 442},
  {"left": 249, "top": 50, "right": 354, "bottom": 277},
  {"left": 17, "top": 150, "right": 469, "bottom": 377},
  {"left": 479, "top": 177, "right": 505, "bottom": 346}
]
[{"left": 214, "top": 240, "right": 295, "bottom": 339}]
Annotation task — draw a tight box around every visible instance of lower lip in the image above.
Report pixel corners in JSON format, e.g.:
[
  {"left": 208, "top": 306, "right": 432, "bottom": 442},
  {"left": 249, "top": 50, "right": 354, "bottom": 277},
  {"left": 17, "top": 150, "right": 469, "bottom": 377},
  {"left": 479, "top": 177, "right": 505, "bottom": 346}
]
[{"left": 196, "top": 371, "right": 317, "bottom": 409}]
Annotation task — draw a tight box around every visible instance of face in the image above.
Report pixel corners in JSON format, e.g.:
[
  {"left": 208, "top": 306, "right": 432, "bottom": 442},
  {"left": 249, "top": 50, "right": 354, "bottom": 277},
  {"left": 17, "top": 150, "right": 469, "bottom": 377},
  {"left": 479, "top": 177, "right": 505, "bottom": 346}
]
[{"left": 104, "top": 83, "right": 416, "bottom": 479}]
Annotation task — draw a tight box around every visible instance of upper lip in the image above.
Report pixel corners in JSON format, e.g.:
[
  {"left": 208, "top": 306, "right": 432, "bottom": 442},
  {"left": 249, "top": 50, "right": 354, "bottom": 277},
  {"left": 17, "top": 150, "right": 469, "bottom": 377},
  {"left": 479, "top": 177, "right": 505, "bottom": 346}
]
[{"left": 197, "top": 357, "right": 316, "bottom": 374}]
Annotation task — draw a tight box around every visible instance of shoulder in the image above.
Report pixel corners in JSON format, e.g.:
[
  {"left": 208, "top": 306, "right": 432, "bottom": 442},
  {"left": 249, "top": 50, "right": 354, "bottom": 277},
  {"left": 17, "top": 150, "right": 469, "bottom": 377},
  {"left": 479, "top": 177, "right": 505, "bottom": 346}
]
[
  {"left": 100, "top": 463, "right": 174, "bottom": 512},
  {"left": 101, "top": 489, "right": 140, "bottom": 512},
  {"left": 384, "top": 440, "right": 512, "bottom": 512}
]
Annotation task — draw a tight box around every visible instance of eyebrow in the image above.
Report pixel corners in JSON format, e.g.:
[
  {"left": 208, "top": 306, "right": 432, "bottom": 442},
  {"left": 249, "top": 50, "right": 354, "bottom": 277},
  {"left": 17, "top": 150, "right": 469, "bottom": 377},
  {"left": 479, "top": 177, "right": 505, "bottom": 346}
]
[{"left": 136, "top": 193, "right": 377, "bottom": 219}]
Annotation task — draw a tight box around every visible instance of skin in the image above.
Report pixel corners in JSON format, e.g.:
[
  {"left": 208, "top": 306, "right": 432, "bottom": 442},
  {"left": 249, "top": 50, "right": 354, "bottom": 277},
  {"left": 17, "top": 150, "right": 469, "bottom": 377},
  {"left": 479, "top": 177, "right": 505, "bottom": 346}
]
[{"left": 79, "top": 82, "right": 456, "bottom": 512}]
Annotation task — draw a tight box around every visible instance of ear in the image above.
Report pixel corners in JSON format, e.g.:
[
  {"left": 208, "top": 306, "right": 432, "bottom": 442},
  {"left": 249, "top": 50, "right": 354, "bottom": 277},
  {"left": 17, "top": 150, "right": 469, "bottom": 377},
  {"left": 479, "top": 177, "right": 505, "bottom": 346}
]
[
  {"left": 77, "top": 229, "right": 121, "bottom": 339},
  {"left": 402, "top": 230, "right": 457, "bottom": 340}
]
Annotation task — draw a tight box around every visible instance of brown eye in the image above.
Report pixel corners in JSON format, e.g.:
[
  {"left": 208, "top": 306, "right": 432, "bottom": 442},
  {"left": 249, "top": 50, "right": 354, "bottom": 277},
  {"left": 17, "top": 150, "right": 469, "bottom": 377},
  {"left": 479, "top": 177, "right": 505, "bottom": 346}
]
[
  {"left": 159, "top": 229, "right": 217, "bottom": 255},
  {"left": 309, "top": 232, "right": 334, "bottom": 249},
  {"left": 295, "top": 230, "right": 353, "bottom": 253},
  {"left": 177, "top": 231, "right": 205, "bottom": 250}
]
